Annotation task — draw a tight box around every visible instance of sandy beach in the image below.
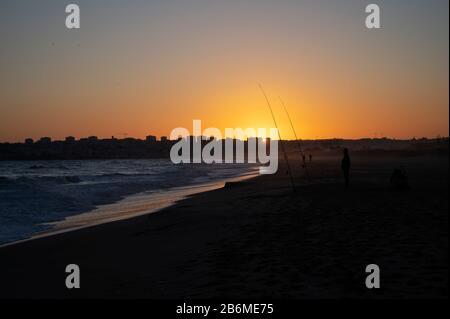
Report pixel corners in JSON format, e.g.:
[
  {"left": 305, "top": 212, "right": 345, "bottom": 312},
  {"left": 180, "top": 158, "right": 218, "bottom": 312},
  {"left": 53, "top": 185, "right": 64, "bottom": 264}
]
[{"left": 0, "top": 154, "right": 448, "bottom": 299}]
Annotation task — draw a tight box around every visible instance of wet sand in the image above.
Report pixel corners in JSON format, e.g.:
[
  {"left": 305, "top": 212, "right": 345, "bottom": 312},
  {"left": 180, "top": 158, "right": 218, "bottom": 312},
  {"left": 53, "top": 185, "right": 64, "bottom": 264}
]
[
  {"left": 0, "top": 154, "right": 448, "bottom": 298},
  {"left": 1, "top": 171, "right": 259, "bottom": 247}
]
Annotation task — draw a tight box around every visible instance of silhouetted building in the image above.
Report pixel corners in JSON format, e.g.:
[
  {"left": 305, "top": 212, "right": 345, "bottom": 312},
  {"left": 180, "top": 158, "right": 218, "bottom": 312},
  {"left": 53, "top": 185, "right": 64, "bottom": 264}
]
[
  {"left": 146, "top": 135, "right": 157, "bottom": 142},
  {"left": 65, "top": 136, "right": 76, "bottom": 143},
  {"left": 88, "top": 136, "right": 98, "bottom": 142},
  {"left": 25, "top": 138, "right": 34, "bottom": 145},
  {"left": 39, "top": 137, "right": 51, "bottom": 144},
  {"left": 161, "top": 136, "right": 168, "bottom": 142}
]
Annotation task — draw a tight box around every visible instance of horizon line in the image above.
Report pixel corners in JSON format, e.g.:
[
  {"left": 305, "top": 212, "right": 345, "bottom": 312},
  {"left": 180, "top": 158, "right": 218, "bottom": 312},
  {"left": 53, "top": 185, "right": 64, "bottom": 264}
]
[{"left": 1, "top": 135, "right": 449, "bottom": 144}]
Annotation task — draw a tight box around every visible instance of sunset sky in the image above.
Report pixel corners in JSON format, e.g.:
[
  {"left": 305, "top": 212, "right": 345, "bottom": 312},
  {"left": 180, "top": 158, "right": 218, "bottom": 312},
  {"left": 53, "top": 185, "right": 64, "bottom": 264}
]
[{"left": 0, "top": 0, "right": 448, "bottom": 142}]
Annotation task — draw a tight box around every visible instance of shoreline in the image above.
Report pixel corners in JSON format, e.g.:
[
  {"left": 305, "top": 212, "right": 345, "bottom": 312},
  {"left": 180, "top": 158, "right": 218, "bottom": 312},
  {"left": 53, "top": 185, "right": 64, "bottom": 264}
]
[{"left": 0, "top": 169, "right": 260, "bottom": 249}]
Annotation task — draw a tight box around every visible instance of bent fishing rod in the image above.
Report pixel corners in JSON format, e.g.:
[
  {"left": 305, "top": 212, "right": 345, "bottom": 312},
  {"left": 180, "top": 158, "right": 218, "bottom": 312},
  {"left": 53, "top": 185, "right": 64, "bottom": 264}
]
[{"left": 259, "top": 84, "right": 296, "bottom": 193}]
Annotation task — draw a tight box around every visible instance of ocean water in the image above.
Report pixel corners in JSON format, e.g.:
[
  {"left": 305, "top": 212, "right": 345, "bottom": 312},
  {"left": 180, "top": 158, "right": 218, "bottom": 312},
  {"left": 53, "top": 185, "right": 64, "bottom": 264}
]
[{"left": 0, "top": 159, "right": 257, "bottom": 245}]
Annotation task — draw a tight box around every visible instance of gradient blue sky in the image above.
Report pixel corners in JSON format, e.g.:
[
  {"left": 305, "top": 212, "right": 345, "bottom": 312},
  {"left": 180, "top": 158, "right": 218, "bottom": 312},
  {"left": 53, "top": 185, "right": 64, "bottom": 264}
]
[{"left": 0, "top": 0, "right": 448, "bottom": 141}]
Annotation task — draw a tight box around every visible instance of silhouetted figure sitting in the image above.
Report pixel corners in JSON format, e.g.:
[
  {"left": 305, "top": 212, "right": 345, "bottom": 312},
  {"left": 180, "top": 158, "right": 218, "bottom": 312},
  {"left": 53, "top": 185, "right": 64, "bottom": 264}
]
[
  {"left": 390, "top": 168, "right": 409, "bottom": 190},
  {"left": 341, "top": 148, "right": 351, "bottom": 189}
]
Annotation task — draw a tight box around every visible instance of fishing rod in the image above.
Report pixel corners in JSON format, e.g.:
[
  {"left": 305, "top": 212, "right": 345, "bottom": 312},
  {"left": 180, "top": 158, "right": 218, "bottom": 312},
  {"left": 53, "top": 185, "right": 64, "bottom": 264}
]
[
  {"left": 279, "top": 96, "right": 311, "bottom": 181},
  {"left": 259, "top": 84, "right": 296, "bottom": 193}
]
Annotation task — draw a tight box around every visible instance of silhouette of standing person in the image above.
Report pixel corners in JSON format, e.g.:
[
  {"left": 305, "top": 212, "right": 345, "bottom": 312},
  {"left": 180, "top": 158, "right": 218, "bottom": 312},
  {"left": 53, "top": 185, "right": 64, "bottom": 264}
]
[{"left": 341, "top": 148, "right": 351, "bottom": 189}]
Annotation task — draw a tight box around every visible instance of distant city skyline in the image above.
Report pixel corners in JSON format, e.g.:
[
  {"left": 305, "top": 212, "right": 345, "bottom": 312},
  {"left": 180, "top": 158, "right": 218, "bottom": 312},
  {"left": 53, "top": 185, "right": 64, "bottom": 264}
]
[
  {"left": 7, "top": 133, "right": 448, "bottom": 144},
  {"left": 0, "top": 0, "right": 448, "bottom": 143}
]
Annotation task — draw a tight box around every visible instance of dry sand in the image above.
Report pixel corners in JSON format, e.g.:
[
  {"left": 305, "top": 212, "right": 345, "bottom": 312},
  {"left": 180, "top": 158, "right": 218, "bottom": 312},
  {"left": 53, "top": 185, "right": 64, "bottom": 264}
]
[{"left": 0, "top": 154, "right": 448, "bottom": 298}]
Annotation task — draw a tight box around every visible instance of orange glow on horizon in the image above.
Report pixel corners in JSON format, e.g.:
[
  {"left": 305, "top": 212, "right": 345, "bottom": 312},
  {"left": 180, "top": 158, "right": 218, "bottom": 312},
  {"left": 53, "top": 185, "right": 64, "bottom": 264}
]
[{"left": 0, "top": 1, "right": 448, "bottom": 143}]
